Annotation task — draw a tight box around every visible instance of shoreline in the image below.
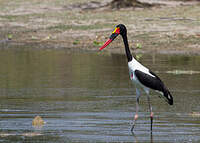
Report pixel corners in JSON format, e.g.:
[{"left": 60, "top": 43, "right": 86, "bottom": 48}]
[{"left": 1, "top": 40, "right": 200, "bottom": 56}]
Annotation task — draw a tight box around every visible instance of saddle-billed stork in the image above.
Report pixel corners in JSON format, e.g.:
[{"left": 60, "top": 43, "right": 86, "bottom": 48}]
[{"left": 99, "top": 24, "right": 173, "bottom": 132}]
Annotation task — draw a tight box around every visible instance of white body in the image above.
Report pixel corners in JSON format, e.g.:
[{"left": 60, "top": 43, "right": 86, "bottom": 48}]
[{"left": 128, "top": 57, "right": 155, "bottom": 95}]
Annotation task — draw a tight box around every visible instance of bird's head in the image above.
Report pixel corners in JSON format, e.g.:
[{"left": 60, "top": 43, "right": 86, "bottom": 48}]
[{"left": 99, "top": 24, "right": 127, "bottom": 51}]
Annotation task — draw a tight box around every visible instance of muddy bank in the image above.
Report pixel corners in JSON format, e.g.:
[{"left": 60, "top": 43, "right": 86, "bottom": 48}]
[{"left": 0, "top": 0, "right": 200, "bottom": 55}]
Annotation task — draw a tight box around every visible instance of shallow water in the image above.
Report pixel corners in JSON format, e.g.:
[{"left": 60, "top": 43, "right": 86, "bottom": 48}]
[{"left": 0, "top": 48, "right": 200, "bottom": 142}]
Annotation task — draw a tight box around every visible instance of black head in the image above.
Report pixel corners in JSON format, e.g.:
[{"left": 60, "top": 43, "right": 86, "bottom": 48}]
[
  {"left": 115, "top": 24, "right": 127, "bottom": 36},
  {"left": 99, "top": 24, "right": 132, "bottom": 62},
  {"left": 99, "top": 24, "right": 127, "bottom": 50}
]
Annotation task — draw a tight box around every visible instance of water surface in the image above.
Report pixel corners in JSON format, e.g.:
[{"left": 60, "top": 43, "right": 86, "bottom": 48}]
[{"left": 0, "top": 48, "right": 200, "bottom": 142}]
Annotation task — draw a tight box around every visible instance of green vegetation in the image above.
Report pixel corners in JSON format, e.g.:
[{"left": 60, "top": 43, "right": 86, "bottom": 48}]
[
  {"left": 93, "top": 40, "right": 104, "bottom": 46},
  {"left": 136, "top": 43, "right": 142, "bottom": 49},
  {"left": 73, "top": 40, "right": 80, "bottom": 45},
  {"left": 7, "top": 34, "right": 13, "bottom": 40}
]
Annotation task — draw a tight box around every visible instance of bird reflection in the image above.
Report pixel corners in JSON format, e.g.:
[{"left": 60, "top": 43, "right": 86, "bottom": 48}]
[{"left": 131, "top": 131, "right": 154, "bottom": 143}]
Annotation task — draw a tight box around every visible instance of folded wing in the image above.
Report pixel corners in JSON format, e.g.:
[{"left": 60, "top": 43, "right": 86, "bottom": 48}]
[{"left": 135, "top": 70, "right": 173, "bottom": 105}]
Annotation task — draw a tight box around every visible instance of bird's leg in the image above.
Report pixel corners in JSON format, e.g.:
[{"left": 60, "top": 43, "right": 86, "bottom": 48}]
[
  {"left": 131, "top": 97, "right": 139, "bottom": 132},
  {"left": 131, "top": 88, "right": 140, "bottom": 132},
  {"left": 147, "top": 95, "right": 153, "bottom": 131}
]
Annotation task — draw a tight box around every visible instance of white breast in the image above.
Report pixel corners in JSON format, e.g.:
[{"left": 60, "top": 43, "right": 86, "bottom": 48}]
[{"left": 128, "top": 57, "right": 155, "bottom": 81}]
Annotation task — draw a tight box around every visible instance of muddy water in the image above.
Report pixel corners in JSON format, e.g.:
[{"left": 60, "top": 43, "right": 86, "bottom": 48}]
[{"left": 0, "top": 48, "right": 200, "bottom": 142}]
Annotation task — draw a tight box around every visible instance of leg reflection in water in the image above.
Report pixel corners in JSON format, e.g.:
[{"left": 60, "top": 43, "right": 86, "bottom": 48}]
[{"left": 131, "top": 131, "right": 154, "bottom": 143}]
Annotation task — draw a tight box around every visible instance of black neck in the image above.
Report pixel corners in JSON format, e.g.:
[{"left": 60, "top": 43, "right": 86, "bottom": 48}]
[{"left": 122, "top": 34, "right": 132, "bottom": 62}]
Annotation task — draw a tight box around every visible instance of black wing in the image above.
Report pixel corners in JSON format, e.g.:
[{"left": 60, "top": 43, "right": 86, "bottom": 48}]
[
  {"left": 135, "top": 70, "right": 173, "bottom": 105},
  {"left": 135, "top": 70, "right": 164, "bottom": 91}
]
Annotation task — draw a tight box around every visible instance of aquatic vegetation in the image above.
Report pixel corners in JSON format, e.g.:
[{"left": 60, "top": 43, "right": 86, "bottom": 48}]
[{"left": 166, "top": 70, "right": 200, "bottom": 75}]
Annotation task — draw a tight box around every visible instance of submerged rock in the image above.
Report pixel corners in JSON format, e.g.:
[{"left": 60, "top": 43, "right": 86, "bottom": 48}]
[{"left": 32, "top": 115, "right": 45, "bottom": 127}]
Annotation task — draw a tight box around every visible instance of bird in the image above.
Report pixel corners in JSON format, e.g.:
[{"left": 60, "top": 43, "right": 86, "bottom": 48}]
[{"left": 99, "top": 24, "right": 173, "bottom": 132}]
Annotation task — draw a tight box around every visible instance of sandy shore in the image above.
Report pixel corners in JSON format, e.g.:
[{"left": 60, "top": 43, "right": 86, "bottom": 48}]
[{"left": 0, "top": 0, "right": 200, "bottom": 54}]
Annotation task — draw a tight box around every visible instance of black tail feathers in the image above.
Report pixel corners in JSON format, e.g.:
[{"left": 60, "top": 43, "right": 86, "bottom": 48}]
[{"left": 163, "top": 89, "right": 173, "bottom": 105}]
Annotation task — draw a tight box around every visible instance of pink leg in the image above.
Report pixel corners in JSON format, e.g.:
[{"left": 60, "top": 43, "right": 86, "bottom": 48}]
[{"left": 131, "top": 97, "right": 139, "bottom": 132}]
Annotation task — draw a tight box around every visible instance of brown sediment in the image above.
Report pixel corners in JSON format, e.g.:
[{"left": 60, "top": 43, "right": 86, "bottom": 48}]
[{"left": 0, "top": 0, "right": 200, "bottom": 55}]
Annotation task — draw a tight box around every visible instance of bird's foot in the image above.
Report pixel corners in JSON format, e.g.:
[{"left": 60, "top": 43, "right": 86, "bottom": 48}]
[
  {"left": 130, "top": 114, "right": 138, "bottom": 132},
  {"left": 130, "top": 120, "right": 135, "bottom": 132},
  {"left": 131, "top": 124, "right": 135, "bottom": 133}
]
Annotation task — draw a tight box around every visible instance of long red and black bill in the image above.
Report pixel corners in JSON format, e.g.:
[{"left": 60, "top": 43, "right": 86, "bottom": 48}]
[
  {"left": 99, "top": 32, "right": 119, "bottom": 51},
  {"left": 99, "top": 39, "right": 112, "bottom": 51}
]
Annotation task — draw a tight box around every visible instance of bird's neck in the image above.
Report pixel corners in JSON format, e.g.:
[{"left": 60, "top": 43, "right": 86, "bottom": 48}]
[{"left": 122, "top": 34, "right": 132, "bottom": 62}]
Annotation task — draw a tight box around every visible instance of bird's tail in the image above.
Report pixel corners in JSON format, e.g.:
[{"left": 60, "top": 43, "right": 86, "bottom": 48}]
[{"left": 163, "top": 89, "right": 173, "bottom": 105}]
